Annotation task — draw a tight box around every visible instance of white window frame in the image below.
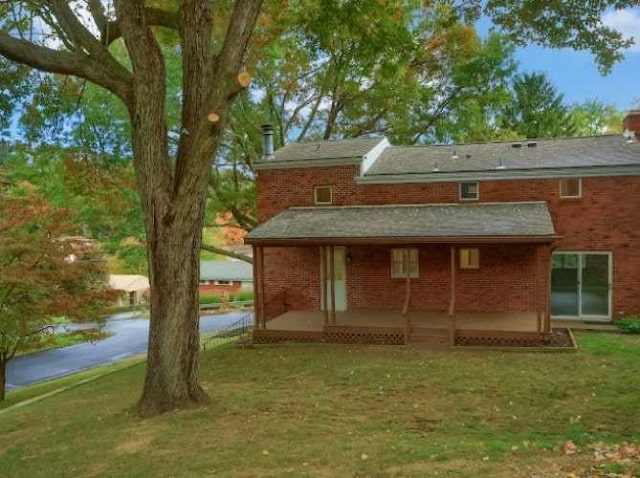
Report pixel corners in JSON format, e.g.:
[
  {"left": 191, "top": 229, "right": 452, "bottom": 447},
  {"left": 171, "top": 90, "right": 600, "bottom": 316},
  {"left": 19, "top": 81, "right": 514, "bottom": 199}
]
[
  {"left": 459, "top": 181, "right": 479, "bottom": 201},
  {"left": 559, "top": 178, "right": 582, "bottom": 199},
  {"left": 459, "top": 248, "right": 480, "bottom": 269},
  {"left": 314, "top": 185, "right": 333, "bottom": 205},
  {"left": 391, "top": 248, "right": 419, "bottom": 278}
]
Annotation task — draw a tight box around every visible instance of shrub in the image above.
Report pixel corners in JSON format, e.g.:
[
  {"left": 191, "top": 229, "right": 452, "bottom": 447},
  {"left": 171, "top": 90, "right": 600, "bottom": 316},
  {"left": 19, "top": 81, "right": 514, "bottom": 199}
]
[
  {"left": 232, "top": 291, "right": 254, "bottom": 302},
  {"left": 199, "top": 294, "right": 222, "bottom": 305},
  {"left": 616, "top": 316, "right": 640, "bottom": 334}
]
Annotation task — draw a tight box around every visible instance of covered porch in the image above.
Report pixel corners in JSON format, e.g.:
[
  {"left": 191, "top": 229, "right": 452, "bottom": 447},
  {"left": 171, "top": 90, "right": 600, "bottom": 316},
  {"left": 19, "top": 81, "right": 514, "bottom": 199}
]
[{"left": 246, "top": 202, "right": 558, "bottom": 347}]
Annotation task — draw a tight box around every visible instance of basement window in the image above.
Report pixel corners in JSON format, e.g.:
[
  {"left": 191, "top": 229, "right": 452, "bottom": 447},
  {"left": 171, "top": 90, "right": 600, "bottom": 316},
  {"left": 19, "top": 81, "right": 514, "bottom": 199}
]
[
  {"left": 391, "top": 248, "right": 419, "bottom": 278},
  {"left": 460, "top": 181, "right": 479, "bottom": 201},
  {"left": 214, "top": 280, "right": 232, "bottom": 286},
  {"left": 459, "top": 248, "right": 480, "bottom": 269},
  {"left": 314, "top": 185, "right": 333, "bottom": 205},
  {"left": 559, "top": 178, "right": 581, "bottom": 198}
]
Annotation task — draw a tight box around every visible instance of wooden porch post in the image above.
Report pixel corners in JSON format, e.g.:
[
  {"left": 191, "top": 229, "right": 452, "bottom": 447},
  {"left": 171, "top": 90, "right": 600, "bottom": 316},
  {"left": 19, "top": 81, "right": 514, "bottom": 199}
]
[
  {"left": 321, "top": 246, "right": 329, "bottom": 326},
  {"left": 252, "top": 245, "right": 260, "bottom": 329},
  {"left": 402, "top": 247, "right": 412, "bottom": 344},
  {"left": 448, "top": 246, "right": 457, "bottom": 346},
  {"left": 329, "top": 245, "right": 336, "bottom": 325},
  {"left": 536, "top": 244, "right": 542, "bottom": 333},
  {"left": 257, "top": 246, "right": 266, "bottom": 329},
  {"left": 544, "top": 244, "right": 552, "bottom": 333}
]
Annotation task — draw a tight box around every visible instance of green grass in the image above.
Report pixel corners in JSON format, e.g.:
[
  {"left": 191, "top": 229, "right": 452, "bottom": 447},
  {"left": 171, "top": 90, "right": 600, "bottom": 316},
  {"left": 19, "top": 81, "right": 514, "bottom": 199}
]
[{"left": 1, "top": 332, "right": 639, "bottom": 477}]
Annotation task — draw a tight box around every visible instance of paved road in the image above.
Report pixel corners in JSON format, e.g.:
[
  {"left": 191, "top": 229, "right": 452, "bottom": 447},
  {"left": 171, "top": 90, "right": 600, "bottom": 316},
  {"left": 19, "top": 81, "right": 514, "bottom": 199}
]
[{"left": 6, "top": 311, "right": 251, "bottom": 390}]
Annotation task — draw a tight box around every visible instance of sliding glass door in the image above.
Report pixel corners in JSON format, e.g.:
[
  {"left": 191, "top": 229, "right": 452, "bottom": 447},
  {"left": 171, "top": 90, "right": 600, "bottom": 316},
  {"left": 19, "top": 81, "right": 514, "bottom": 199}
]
[{"left": 551, "top": 252, "right": 611, "bottom": 320}]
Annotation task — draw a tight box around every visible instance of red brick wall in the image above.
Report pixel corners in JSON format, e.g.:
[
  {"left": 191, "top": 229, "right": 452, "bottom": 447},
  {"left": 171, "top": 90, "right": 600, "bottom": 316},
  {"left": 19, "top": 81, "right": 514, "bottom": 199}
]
[
  {"left": 199, "top": 281, "right": 243, "bottom": 297},
  {"left": 257, "top": 167, "right": 640, "bottom": 318},
  {"left": 256, "top": 165, "right": 360, "bottom": 222},
  {"left": 262, "top": 247, "right": 320, "bottom": 317}
]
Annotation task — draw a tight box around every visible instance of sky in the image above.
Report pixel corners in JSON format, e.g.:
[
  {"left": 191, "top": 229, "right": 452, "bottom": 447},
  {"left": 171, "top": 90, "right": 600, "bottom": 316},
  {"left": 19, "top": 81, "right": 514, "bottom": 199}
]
[{"left": 495, "top": 8, "right": 640, "bottom": 112}]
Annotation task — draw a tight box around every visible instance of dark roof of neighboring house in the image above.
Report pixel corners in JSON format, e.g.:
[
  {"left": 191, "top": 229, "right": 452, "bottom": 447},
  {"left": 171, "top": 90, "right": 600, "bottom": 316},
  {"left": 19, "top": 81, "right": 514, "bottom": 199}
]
[
  {"left": 245, "top": 202, "right": 556, "bottom": 244},
  {"left": 269, "top": 137, "right": 384, "bottom": 162},
  {"left": 200, "top": 260, "right": 253, "bottom": 281},
  {"left": 364, "top": 135, "right": 640, "bottom": 176}
]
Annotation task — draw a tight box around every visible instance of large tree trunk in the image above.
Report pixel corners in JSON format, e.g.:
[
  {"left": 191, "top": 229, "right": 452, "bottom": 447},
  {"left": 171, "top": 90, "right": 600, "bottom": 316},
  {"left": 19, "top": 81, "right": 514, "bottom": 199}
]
[{"left": 137, "top": 207, "right": 207, "bottom": 416}]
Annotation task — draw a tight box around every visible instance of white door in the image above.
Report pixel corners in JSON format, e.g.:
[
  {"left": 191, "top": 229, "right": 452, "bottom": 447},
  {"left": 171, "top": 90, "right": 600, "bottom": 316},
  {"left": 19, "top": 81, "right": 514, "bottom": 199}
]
[{"left": 321, "top": 246, "right": 347, "bottom": 311}]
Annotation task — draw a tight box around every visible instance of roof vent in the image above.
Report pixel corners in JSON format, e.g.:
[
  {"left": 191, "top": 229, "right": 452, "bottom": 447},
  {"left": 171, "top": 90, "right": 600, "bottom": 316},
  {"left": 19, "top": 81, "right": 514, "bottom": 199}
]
[
  {"left": 495, "top": 157, "right": 506, "bottom": 170},
  {"left": 527, "top": 141, "right": 537, "bottom": 148},
  {"left": 451, "top": 148, "right": 458, "bottom": 160},
  {"left": 432, "top": 161, "right": 440, "bottom": 172},
  {"left": 465, "top": 153, "right": 472, "bottom": 159},
  {"left": 511, "top": 142, "right": 522, "bottom": 149},
  {"left": 261, "top": 124, "right": 275, "bottom": 160}
]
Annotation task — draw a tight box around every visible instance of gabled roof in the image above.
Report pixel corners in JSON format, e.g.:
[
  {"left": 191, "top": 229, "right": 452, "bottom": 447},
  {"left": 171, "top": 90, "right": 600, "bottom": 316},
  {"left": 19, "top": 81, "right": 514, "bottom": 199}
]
[
  {"left": 245, "top": 202, "right": 556, "bottom": 245},
  {"left": 255, "top": 137, "right": 385, "bottom": 168},
  {"left": 200, "top": 260, "right": 253, "bottom": 281},
  {"left": 364, "top": 135, "right": 640, "bottom": 177}
]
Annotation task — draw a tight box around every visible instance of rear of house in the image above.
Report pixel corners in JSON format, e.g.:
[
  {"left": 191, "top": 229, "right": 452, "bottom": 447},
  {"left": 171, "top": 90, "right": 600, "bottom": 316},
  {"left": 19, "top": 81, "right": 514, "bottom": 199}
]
[{"left": 246, "top": 114, "right": 640, "bottom": 346}]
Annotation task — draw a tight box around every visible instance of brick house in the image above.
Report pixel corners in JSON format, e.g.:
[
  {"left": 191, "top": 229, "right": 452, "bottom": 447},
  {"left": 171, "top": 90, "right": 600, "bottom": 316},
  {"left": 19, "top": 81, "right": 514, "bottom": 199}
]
[
  {"left": 245, "top": 115, "right": 640, "bottom": 346},
  {"left": 198, "top": 260, "right": 253, "bottom": 297}
]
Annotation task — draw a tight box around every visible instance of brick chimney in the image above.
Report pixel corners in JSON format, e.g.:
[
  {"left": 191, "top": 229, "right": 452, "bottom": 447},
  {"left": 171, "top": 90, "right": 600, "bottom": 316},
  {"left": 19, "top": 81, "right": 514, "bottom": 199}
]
[{"left": 623, "top": 110, "right": 640, "bottom": 139}]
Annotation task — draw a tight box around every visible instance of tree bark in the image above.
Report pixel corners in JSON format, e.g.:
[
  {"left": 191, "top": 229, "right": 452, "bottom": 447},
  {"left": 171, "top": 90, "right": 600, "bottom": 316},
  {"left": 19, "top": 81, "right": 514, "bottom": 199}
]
[{"left": 0, "top": 355, "right": 6, "bottom": 402}]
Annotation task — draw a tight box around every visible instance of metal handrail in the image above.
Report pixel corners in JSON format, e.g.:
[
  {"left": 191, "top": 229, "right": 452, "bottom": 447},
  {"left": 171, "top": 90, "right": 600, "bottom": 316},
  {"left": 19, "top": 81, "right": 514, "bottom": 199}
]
[{"left": 200, "top": 312, "right": 253, "bottom": 351}]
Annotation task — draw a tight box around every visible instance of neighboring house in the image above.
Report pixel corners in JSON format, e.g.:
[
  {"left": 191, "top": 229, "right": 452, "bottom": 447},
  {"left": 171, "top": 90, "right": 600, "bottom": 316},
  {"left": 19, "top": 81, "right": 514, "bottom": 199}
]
[
  {"left": 109, "top": 275, "right": 150, "bottom": 307},
  {"left": 245, "top": 114, "right": 640, "bottom": 346},
  {"left": 199, "top": 260, "right": 253, "bottom": 297}
]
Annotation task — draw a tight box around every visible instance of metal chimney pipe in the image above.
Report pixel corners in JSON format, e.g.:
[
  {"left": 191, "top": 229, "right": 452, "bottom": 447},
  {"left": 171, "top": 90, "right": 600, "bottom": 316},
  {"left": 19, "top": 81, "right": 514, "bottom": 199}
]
[{"left": 261, "top": 124, "right": 275, "bottom": 160}]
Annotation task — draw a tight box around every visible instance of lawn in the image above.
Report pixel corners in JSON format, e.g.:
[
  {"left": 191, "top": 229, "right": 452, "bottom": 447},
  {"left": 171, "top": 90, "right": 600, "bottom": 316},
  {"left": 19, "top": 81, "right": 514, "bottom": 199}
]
[{"left": 1, "top": 332, "right": 639, "bottom": 477}]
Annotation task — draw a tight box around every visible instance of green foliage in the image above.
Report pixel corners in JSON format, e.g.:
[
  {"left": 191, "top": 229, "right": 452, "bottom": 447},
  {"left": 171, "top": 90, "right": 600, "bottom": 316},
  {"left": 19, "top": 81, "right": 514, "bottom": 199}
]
[
  {"left": 199, "top": 294, "right": 223, "bottom": 305},
  {"left": 570, "top": 100, "right": 623, "bottom": 136},
  {"left": 500, "top": 72, "right": 576, "bottom": 139},
  {"left": 229, "top": 291, "right": 254, "bottom": 302},
  {"left": 483, "top": 0, "right": 638, "bottom": 74},
  {"left": 617, "top": 316, "right": 640, "bottom": 334}
]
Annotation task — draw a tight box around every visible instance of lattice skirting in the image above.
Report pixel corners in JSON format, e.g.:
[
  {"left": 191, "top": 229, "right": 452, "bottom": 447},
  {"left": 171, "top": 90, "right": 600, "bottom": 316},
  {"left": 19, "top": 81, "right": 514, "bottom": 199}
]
[
  {"left": 324, "top": 326, "right": 405, "bottom": 345},
  {"left": 253, "top": 327, "right": 405, "bottom": 345},
  {"left": 455, "top": 332, "right": 551, "bottom": 347},
  {"left": 253, "top": 330, "right": 325, "bottom": 344}
]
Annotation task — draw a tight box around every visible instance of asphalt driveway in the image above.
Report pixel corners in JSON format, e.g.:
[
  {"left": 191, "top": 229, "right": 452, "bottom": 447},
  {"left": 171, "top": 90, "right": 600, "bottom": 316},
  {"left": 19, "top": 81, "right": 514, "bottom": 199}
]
[{"left": 5, "top": 311, "right": 251, "bottom": 390}]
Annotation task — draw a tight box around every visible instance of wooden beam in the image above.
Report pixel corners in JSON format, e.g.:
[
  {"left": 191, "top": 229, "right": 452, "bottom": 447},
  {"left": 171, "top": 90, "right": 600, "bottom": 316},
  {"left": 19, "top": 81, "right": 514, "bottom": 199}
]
[
  {"left": 402, "top": 247, "right": 411, "bottom": 344},
  {"left": 535, "top": 245, "right": 542, "bottom": 333},
  {"left": 321, "top": 246, "right": 329, "bottom": 326},
  {"left": 257, "top": 246, "right": 266, "bottom": 329},
  {"left": 544, "top": 245, "right": 552, "bottom": 333},
  {"left": 252, "top": 245, "right": 259, "bottom": 329},
  {"left": 329, "top": 245, "right": 336, "bottom": 325},
  {"left": 448, "top": 246, "right": 457, "bottom": 346}
]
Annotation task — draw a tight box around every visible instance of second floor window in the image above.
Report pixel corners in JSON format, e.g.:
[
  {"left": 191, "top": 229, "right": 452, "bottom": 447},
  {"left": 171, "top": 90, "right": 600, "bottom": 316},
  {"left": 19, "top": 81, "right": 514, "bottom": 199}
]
[
  {"left": 559, "top": 178, "right": 581, "bottom": 198},
  {"left": 314, "top": 185, "right": 333, "bottom": 205},
  {"left": 460, "top": 181, "right": 479, "bottom": 201}
]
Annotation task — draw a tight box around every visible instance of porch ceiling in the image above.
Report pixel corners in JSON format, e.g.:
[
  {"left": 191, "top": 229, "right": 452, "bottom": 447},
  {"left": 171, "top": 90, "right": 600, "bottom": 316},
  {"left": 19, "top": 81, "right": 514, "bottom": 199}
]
[{"left": 245, "top": 202, "right": 557, "bottom": 245}]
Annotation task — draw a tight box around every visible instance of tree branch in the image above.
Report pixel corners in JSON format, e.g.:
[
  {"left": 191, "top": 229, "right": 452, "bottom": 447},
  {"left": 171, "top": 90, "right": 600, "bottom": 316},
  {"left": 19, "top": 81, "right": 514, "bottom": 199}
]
[
  {"left": 105, "top": 7, "right": 179, "bottom": 45},
  {"left": 201, "top": 244, "right": 253, "bottom": 264},
  {"left": 0, "top": 31, "right": 132, "bottom": 103}
]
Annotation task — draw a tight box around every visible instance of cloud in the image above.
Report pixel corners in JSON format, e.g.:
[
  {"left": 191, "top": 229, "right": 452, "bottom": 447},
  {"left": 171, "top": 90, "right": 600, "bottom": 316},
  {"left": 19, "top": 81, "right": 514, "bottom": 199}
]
[{"left": 602, "top": 9, "right": 640, "bottom": 52}]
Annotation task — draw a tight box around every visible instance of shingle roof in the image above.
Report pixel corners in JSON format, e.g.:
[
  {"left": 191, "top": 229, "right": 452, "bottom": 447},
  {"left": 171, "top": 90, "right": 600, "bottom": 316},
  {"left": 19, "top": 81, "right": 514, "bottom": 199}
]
[
  {"left": 200, "top": 260, "right": 253, "bottom": 281},
  {"left": 266, "top": 137, "right": 385, "bottom": 162},
  {"left": 109, "top": 275, "right": 150, "bottom": 293},
  {"left": 364, "top": 135, "right": 640, "bottom": 176},
  {"left": 245, "top": 203, "right": 555, "bottom": 243}
]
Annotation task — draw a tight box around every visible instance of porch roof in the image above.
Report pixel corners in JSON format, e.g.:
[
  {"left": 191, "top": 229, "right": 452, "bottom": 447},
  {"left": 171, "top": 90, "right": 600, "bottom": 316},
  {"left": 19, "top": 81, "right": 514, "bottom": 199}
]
[{"left": 245, "top": 202, "right": 557, "bottom": 245}]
